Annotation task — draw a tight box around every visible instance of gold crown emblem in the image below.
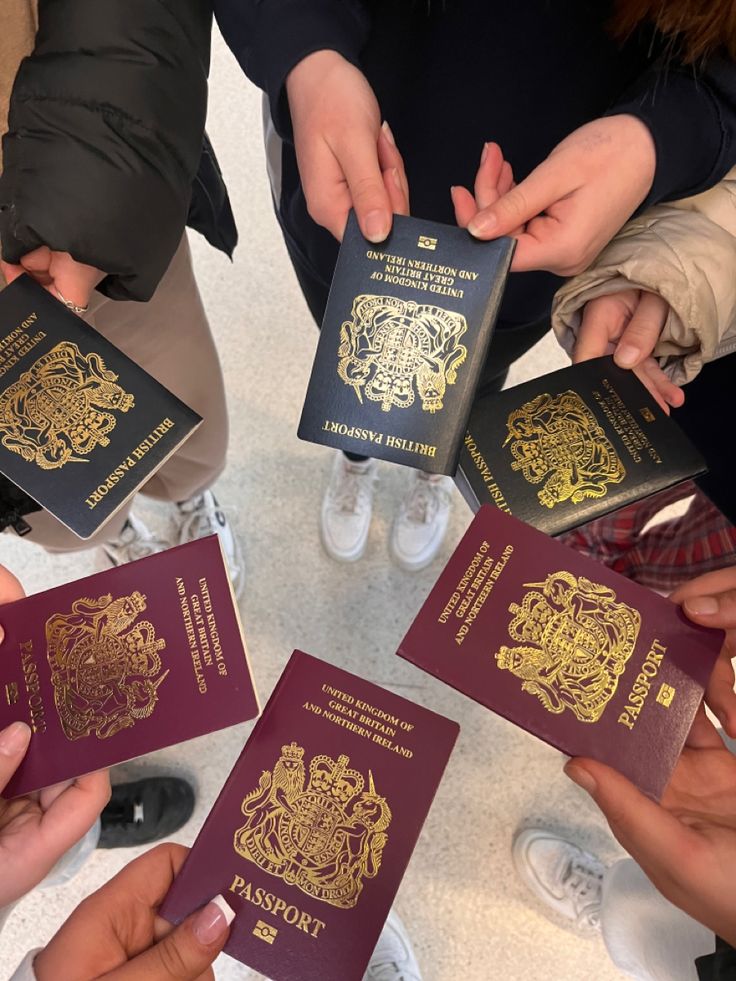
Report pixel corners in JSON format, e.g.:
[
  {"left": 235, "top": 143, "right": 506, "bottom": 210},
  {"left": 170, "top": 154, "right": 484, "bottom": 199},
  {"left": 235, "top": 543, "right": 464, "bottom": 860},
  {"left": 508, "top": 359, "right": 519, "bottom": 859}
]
[
  {"left": 308, "top": 753, "right": 364, "bottom": 804},
  {"left": 281, "top": 741, "right": 305, "bottom": 763}
]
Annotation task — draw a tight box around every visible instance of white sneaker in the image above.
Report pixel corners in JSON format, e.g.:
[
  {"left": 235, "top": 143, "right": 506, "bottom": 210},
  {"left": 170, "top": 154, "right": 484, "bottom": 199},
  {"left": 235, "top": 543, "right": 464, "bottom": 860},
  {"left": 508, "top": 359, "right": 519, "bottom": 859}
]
[
  {"left": 320, "top": 453, "right": 378, "bottom": 563},
  {"left": 364, "top": 910, "right": 422, "bottom": 981},
  {"left": 177, "top": 490, "right": 245, "bottom": 600},
  {"left": 390, "top": 472, "right": 453, "bottom": 572},
  {"left": 101, "top": 513, "right": 169, "bottom": 567},
  {"left": 512, "top": 828, "right": 605, "bottom": 933}
]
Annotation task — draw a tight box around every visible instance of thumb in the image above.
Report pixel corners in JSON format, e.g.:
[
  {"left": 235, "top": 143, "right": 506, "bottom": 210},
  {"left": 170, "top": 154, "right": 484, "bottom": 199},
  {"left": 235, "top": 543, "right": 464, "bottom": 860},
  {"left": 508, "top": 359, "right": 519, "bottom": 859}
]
[
  {"left": 0, "top": 722, "right": 32, "bottom": 794},
  {"left": 564, "top": 759, "right": 693, "bottom": 871},
  {"left": 109, "top": 896, "right": 234, "bottom": 980},
  {"left": 467, "top": 157, "right": 568, "bottom": 239},
  {"left": 683, "top": 588, "right": 736, "bottom": 629}
]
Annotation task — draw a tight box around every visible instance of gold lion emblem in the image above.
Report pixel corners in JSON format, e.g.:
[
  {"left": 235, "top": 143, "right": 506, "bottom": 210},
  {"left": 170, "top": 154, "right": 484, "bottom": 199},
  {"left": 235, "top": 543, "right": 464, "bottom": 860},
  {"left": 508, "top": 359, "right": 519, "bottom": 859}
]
[
  {"left": 234, "top": 743, "right": 392, "bottom": 909},
  {"left": 504, "top": 391, "right": 626, "bottom": 508},
  {"left": 337, "top": 294, "right": 467, "bottom": 413},
  {"left": 494, "top": 571, "right": 640, "bottom": 723},
  {"left": 0, "top": 341, "right": 134, "bottom": 470},
  {"left": 45, "top": 592, "right": 168, "bottom": 741}
]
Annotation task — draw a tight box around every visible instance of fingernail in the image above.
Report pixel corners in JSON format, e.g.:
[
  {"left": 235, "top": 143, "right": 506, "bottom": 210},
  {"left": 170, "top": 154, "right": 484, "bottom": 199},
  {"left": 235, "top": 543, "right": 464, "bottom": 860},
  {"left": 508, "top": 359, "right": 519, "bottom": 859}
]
[
  {"left": 0, "top": 625, "right": 5, "bottom": 645},
  {"left": 363, "top": 210, "right": 390, "bottom": 243},
  {"left": 564, "top": 762, "right": 597, "bottom": 796},
  {"left": 381, "top": 121, "right": 396, "bottom": 146},
  {"left": 481, "top": 142, "right": 489, "bottom": 165},
  {"left": 391, "top": 167, "right": 402, "bottom": 192},
  {"left": 684, "top": 595, "right": 719, "bottom": 616},
  {"left": 467, "top": 213, "right": 497, "bottom": 237},
  {"left": 615, "top": 344, "right": 639, "bottom": 368},
  {"left": 193, "top": 895, "right": 235, "bottom": 945},
  {"left": 0, "top": 721, "right": 32, "bottom": 757}
]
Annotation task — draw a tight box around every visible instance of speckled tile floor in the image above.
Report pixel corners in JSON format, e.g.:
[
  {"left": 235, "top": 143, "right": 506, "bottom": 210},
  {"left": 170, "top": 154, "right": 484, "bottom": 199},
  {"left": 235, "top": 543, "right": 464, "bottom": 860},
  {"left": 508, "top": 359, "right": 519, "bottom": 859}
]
[{"left": 0, "top": 31, "right": 636, "bottom": 981}]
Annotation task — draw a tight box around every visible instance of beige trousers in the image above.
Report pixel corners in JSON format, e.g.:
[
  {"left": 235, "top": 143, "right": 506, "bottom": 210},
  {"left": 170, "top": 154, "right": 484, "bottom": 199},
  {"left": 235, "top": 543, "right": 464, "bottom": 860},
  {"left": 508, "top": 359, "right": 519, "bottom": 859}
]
[{"left": 19, "top": 236, "right": 229, "bottom": 551}]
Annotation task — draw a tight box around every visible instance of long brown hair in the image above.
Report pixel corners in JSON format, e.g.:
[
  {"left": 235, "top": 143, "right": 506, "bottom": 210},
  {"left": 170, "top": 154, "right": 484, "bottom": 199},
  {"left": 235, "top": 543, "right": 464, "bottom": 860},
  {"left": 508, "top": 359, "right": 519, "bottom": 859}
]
[{"left": 612, "top": 0, "right": 736, "bottom": 62}]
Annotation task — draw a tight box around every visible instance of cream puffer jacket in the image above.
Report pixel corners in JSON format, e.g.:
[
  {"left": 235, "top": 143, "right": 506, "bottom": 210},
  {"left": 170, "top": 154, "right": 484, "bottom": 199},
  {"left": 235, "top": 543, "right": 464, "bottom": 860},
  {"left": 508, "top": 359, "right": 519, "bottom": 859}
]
[{"left": 552, "top": 167, "right": 736, "bottom": 385}]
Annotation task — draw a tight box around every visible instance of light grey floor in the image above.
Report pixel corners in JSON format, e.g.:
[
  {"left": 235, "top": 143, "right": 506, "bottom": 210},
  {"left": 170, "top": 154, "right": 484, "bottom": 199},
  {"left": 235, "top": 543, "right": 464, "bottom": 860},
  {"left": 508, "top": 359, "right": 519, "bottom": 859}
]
[{"left": 0, "top": 32, "right": 635, "bottom": 981}]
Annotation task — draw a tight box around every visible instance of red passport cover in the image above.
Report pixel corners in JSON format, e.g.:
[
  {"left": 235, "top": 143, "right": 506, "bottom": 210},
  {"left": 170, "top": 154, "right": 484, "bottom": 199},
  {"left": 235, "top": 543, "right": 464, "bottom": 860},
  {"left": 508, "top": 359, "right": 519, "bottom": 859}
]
[
  {"left": 160, "top": 650, "right": 459, "bottom": 981},
  {"left": 0, "top": 535, "right": 259, "bottom": 797},
  {"left": 398, "top": 506, "right": 723, "bottom": 799}
]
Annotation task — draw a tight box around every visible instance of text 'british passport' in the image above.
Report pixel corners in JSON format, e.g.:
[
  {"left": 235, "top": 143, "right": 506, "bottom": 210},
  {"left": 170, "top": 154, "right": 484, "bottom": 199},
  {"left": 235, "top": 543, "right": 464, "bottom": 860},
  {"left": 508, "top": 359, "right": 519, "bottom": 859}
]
[
  {"left": 0, "top": 535, "right": 258, "bottom": 797},
  {"left": 160, "top": 650, "right": 458, "bottom": 981},
  {"left": 456, "top": 357, "right": 706, "bottom": 533},
  {"left": 398, "top": 506, "right": 723, "bottom": 799},
  {"left": 0, "top": 275, "right": 201, "bottom": 538},
  {"left": 298, "top": 212, "right": 514, "bottom": 474}
]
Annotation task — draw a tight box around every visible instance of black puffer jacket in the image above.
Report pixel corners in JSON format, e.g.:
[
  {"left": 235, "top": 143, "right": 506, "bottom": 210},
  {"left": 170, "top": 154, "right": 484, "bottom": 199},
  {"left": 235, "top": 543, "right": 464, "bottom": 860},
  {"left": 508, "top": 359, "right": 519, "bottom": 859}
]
[{"left": 0, "top": 0, "right": 236, "bottom": 303}]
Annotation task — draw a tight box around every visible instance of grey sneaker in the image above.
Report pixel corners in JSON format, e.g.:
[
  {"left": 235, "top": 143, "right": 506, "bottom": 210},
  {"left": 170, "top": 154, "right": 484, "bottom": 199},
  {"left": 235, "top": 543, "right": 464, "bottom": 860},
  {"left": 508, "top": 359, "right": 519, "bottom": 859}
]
[
  {"left": 512, "top": 828, "right": 605, "bottom": 933},
  {"left": 177, "top": 490, "right": 244, "bottom": 600},
  {"left": 320, "top": 453, "right": 378, "bottom": 563},
  {"left": 364, "top": 910, "right": 422, "bottom": 981},
  {"left": 101, "top": 513, "right": 169, "bottom": 567}
]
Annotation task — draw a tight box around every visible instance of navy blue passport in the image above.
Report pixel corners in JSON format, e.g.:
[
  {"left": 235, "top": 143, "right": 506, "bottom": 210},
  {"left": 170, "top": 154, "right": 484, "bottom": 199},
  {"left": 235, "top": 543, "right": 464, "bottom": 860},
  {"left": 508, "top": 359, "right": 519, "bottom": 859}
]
[
  {"left": 0, "top": 276, "right": 201, "bottom": 539},
  {"left": 298, "top": 213, "right": 514, "bottom": 474},
  {"left": 455, "top": 357, "right": 706, "bottom": 534}
]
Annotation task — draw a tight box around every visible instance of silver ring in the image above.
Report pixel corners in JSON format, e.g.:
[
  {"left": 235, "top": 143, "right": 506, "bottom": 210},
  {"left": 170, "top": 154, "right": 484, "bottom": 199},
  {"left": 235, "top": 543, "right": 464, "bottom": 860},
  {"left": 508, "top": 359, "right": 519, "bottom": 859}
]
[{"left": 55, "top": 287, "right": 89, "bottom": 316}]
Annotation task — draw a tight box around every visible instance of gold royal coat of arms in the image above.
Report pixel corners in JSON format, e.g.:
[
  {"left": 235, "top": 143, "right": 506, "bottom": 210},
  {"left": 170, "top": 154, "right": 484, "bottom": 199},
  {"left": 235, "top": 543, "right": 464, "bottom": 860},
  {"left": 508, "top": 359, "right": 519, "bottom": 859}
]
[
  {"left": 503, "top": 390, "right": 626, "bottom": 508},
  {"left": 0, "top": 341, "right": 134, "bottom": 470},
  {"left": 494, "top": 571, "right": 641, "bottom": 723},
  {"left": 234, "top": 743, "right": 392, "bottom": 909},
  {"left": 45, "top": 591, "right": 169, "bottom": 740},
  {"left": 337, "top": 294, "right": 468, "bottom": 413}
]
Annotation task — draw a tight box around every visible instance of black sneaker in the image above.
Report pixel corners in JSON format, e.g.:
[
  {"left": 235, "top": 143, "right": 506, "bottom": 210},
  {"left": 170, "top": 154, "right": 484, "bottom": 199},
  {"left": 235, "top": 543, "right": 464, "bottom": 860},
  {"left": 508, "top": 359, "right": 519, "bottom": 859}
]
[{"left": 98, "top": 776, "right": 195, "bottom": 849}]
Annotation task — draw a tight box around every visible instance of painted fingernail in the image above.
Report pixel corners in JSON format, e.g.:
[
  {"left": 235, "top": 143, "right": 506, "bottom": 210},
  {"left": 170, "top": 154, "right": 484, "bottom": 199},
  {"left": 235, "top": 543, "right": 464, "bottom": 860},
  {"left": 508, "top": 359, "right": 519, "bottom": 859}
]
[
  {"left": 481, "top": 142, "right": 489, "bottom": 165},
  {"left": 193, "top": 895, "right": 235, "bottom": 945},
  {"left": 564, "top": 762, "right": 597, "bottom": 796},
  {"left": 684, "top": 596, "right": 719, "bottom": 616},
  {"left": 467, "top": 213, "right": 497, "bottom": 237},
  {"left": 0, "top": 721, "right": 32, "bottom": 757},
  {"left": 363, "top": 210, "right": 390, "bottom": 243},
  {"left": 614, "top": 344, "right": 639, "bottom": 368},
  {"left": 381, "top": 121, "right": 396, "bottom": 146}
]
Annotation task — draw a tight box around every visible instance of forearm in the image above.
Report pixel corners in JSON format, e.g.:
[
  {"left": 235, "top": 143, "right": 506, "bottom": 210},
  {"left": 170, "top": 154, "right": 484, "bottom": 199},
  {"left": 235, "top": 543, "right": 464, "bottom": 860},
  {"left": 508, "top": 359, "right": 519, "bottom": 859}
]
[{"left": 214, "top": 0, "right": 370, "bottom": 137}]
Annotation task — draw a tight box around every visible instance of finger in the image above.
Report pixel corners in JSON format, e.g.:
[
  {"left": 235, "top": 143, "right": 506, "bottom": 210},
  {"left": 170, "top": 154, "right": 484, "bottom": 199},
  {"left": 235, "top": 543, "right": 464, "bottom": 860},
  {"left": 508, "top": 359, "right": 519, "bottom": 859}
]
[
  {"left": 383, "top": 168, "right": 409, "bottom": 217},
  {"left": 498, "top": 161, "right": 514, "bottom": 198},
  {"left": 451, "top": 185, "right": 479, "bottom": 229},
  {"left": 686, "top": 703, "right": 727, "bottom": 749},
  {"left": 614, "top": 291, "right": 669, "bottom": 369},
  {"left": 682, "top": 587, "right": 736, "bottom": 628},
  {"left": 474, "top": 142, "right": 504, "bottom": 211},
  {"left": 0, "top": 722, "right": 32, "bottom": 793},
  {"left": 672, "top": 567, "right": 736, "bottom": 606},
  {"left": 378, "top": 123, "right": 410, "bottom": 209},
  {"left": 564, "top": 758, "right": 697, "bottom": 880},
  {"left": 0, "top": 260, "right": 25, "bottom": 285},
  {"left": 49, "top": 252, "right": 103, "bottom": 309},
  {"left": 40, "top": 769, "right": 111, "bottom": 852},
  {"left": 19, "top": 246, "right": 52, "bottom": 283},
  {"left": 298, "top": 139, "right": 355, "bottom": 240},
  {"left": 572, "top": 294, "right": 633, "bottom": 364},
  {"left": 704, "top": 645, "right": 736, "bottom": 737},
  {"left": 106, "top": 896, "right": 233, "bottom": 980},
  {"left": 0, "top": 565, "right": 24, "bottom": 644},
  {"left": 467, "top": 156, "right": 570, "bottom": 238},
  {"left": 635, "top": 358, "right": 684, "bottom": 412},
  {"left": 336, "top": 128, "right": 393, "bottom": 243}
]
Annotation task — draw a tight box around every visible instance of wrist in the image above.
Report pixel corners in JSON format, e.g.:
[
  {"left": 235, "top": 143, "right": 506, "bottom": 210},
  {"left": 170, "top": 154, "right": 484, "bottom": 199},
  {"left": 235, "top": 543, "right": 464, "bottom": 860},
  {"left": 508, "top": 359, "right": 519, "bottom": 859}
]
[{"left": 286, "top": 49, "right": 349, "bottom": 101}]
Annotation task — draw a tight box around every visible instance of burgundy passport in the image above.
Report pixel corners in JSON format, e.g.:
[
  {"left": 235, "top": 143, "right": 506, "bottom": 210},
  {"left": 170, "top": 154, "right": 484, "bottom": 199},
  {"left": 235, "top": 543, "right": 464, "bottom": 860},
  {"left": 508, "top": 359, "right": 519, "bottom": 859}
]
[
  {"left": 0, "top": 535, "right": 259, "bottom": 797},
  {"left": 398, "top": 506, "right": 723, "bottom": 799},
  {"left": 160, "top": 650, "right": 459, "bottom": 981}
]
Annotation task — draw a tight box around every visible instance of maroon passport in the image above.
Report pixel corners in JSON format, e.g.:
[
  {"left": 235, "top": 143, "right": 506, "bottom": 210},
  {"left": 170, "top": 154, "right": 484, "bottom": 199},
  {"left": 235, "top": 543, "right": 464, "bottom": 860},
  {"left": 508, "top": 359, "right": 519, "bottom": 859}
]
[
  {"left": 0, "top": 535, "right": 259, "bottom": 797},
  {"left": 160, "top": 650, "right": 458, "bottom": 981},
  {"left": 398, "top": 506, "right": 723, "bottom": 799}
]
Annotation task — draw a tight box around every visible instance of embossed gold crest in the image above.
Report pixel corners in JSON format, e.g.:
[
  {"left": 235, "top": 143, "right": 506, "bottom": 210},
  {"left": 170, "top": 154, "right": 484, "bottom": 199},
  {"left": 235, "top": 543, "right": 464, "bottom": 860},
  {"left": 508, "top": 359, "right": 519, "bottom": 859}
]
[
  {"left": 337, "top": 294, "right": 468, "bottom": 413},
  {"left": 0, "top": 342, "right": 134, "bottom": 470},
  {"left": 495, "top": 572, "right": 641, "bottom": 723},
  {"left": 46, "top": 592, "right": 168, "bottom": 740},
  {"left": 504, "top": 391, "right": 626, "bottom": 508},
  {"left": 234, "top": 742, "right": 392, "bottom": 909}
]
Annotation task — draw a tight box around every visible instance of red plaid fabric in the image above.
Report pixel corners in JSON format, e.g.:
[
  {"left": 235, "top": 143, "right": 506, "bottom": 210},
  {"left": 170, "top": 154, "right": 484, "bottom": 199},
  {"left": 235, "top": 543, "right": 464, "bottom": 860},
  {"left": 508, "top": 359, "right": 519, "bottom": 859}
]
[{"left": 559, "top": 482, "right": 736, "bottom": 592}]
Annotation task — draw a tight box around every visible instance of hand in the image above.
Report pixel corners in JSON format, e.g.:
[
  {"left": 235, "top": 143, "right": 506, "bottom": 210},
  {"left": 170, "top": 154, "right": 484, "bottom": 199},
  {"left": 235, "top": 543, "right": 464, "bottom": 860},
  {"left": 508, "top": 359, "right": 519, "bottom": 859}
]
[
  {"left": 565, "top": 709, "right": 736, "bottom": 948},
  {"left": 286, "top": 50, "right": 410, "bottom": 242},
  {"left": 0, "top": 564, "right": 111, "bottom": 907},
  {"left": 1, "top": 248, "right": 103, "bottom": 311},
  {"left": 452, "top": 141, "right": 518, "bottom": 230},
  {"left": 34, "top": 843, "right": 233, "bottom": 980},
  {"left": 466, "top": 115, "right": 656, "bottom": 276},
  {"left": 573, "top": 290, "right": 684, "bottom": 413},
  {"left": 671, "top": 566, "right": 736, "bottom": 738}
]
